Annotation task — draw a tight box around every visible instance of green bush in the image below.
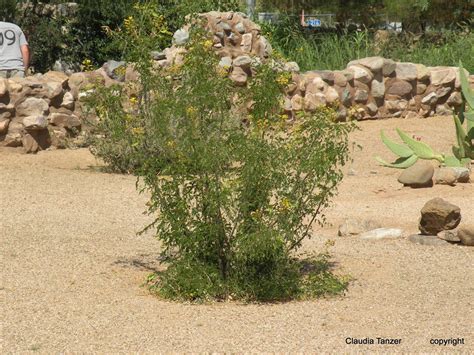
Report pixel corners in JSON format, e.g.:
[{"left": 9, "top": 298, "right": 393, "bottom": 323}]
[{"left": 87, "top": 10, "right": 354, "bottom": 302}]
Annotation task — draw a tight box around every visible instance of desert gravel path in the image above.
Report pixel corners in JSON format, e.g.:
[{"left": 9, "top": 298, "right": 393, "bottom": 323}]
[{"left": 2, "top": 116, "right": 473, "bottom": 353}]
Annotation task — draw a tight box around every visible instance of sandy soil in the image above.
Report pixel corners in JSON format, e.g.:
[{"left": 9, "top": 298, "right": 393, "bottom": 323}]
[{"left": 2, "top": 116, "right": 473, "bottom": 353}]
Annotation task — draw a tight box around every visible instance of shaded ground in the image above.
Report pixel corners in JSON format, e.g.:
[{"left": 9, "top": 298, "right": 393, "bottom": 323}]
[{"left": 2, "top": 116, "right": 473, "bottom": 353}]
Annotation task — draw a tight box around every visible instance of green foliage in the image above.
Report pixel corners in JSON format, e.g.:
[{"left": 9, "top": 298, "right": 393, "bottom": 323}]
[
  {"left": 87, "top": 7, "right": 354, "bottom": 302},
  {"left": 263, "top": 18, "right": 474, "bottom": 73}
]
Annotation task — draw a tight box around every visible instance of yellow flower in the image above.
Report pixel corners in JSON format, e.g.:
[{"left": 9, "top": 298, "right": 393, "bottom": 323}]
[
  {"left": 129, "top": 96, "right": 138, "bottom": 105},
  {"left": 132, "top": 127, "right": 145, "bottom": 135},
  {"left": 203, "top": 39, "right": 213, "bottom": 50},
  {"left": 276, "top": 74, "right": 290, "bottom": 86},
  {"left": 186, "top": 106, "right": 197, "bottom": 117},
  {"left": 280, "top": 198, "right": 292, "bottom": 210}
]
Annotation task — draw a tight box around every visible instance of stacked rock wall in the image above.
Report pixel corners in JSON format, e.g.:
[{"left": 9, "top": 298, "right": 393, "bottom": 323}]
[{"left": 1, "top": 11, "right": 473, "bottom": 153}]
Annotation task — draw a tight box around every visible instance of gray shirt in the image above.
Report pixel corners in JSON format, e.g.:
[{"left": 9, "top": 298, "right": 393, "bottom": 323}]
[{"left": 0, "top": 22, "right": 28, "bottom": 70}]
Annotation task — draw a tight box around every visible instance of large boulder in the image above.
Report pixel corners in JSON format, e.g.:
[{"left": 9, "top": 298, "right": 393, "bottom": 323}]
[
  {"left": 16, "top": 97, "right": 49, "bottom": 117},
  {"left": 419, "top": 198, "right": 461, "bottom": 235}
]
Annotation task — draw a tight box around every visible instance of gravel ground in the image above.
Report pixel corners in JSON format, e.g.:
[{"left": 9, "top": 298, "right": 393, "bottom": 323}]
[{"left": 2, "top": 116, "right": 473, "bottom": 353}]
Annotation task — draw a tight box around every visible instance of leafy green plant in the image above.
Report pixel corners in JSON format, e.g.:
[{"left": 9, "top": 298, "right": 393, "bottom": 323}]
[
  {"left": 87, "top": 7, "right": 354, "bottom": 302},
  {"left": 377, "top": 63, "right": 474, "bottom": 169}
]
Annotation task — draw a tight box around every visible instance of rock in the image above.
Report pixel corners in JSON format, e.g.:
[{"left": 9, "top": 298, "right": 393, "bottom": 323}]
[
  {"left": 61, "top": 92, "right": 75, "bottom": 110},
  {"left": 433, "top": 168, "right": 457, "bottom": 186},
  {"left": 3, "top": 132, "right": 22, "bottom": 147},
  {"left": 435, "top": 104, "right": 451, "bottom": 116},
  {"left": 325, "top": 87, "right": 339, "bottom": 103},
  {"left": 437, "top": 229, "right": 460, "bottom": 243},
  {"left": 408, "top": 234, "right": 450, "bottom": 246},
  {"left": 306, "top": 77, "right": 327, "bottom": 94},
  {"left": 218, "top": 56, "right": 233, "bottom": 69},
  {"left": 290, "top": 94, "right": 304, "bottom": 111},
  {"left": 42, "top": 71, "right": 69, "bottom": 86},
  {"left": 23, "top": 115, "right": 48, "bottom": 131},
  {"left": 366, "top": 103, "right": 378, "bottom": 115},
  {"left": 386, "top": 79, "right": 413, "bottom": 98},
  {"left": 173, "top": 29, "right": 190, "bottom": 45},
  {"left": 446, "top": 92, "right": 463, "bottom": 106},
  {"left": 256, "top": 36, "right": 272, "bottom": 58},
  {"left": 347, "top": 65, "right": 373, "bottom": 84},
  {"left": 235, "top": 22, "right": 245, "bottom": 34},
  {"left": 16, "top": 97, "right": 49, "bottom": 117},
  {"left": 415, "top": 64, "right": 430, "bottom": 81},
  {"left": 341, "top": 89, "right": 352, "bottom": 107},
  {"left": 233, "top": 55, "right": 252, "bottom": 69},
  {"left": 49, "top": 113, "right": 81, "bottom": 129},
  {"left": 283, "top": 62, "right": 300, "bottom": 73},
  {"left": 430, "top": 67, "right": 456, "bottom": 86},
  {"left": 458, "top": 225, "right": 474, "bottom": 246},
  {"left": 150, "top": 51, "right": 166, "bottom": 60},
  {"left": 385, "top": 99, "right": 408, "bottom": 112},
  {"left": 241, "top": 33, "right": 252, "bottom": 52},
  {"left": 304, "top": 93, "right": 326, "bottom": 111},
  {"left": 312, "top": 70, "right": 334, "bottom": 84},
  {"left": 354, "top": 89, "right": 368, "bottom": 103},
  {"left": 419, "top": 198, "right": 461, "bottom": 235},
  {"left": 22, "top": 133, "right": 40, "bottom": 153},
  {"left": 359, "top": 228, "right": 403, "bottom": 240},
  {"left": 0, "top": 78, "right": 8, "bottom": 96},
  {"left": 103, "top": 60, "right": 126, "bottom": 81},
  {"left": 421, "top": 92, "right": 438, "bottom": 105},
  {"left": 398, "top": 160, "right": 434, "bottom": 188},
  {"left": 0, "top": 119, "right": 10, "bottom": 134},
  {"left": 451, "top": 167, "right": 470, "bottom": 183},
  {"left": 435, "top": 86, "right": 452, "bottom": 98},
  {"left": 229, "top": 66, "right": 247, "bottom": 86},
  {"left": 382, "top": 58, "right": 396, "bottom": 76},
  {"left": 371, "top": 78, "right": 385, "bottom": 99},
  {"left": 395, "top": 63, "right": 417, "bottom": 81},
  {"left": 338, "top": 218, "right": 382, "bottom": 237},
  {"left": 348, "top": 56, "right": 384, "bottom": 72},
  {"left": 334, "top": 71, "right": 348, "bottom": 87},
  {"left": 416, "top": 83, "right": 427, "bottom": 95}
]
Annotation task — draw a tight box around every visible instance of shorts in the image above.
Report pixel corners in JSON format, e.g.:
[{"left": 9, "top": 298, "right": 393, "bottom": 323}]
[{"left": 0, "top": 69, "right": 25, "bottom": 78}]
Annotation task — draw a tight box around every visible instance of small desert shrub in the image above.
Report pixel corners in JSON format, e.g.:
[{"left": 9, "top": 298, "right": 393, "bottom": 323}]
[{"left": 87, "top": 7, "right": 354, "bottom": 302}]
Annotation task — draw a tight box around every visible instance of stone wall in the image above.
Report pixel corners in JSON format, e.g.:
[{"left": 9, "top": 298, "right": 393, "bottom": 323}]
[{"left": 1, "top": 11, "right": 473, "bottom": 153}]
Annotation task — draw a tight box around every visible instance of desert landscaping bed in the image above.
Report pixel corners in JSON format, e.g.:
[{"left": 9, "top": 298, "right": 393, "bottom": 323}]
[{"left": 2, "top": 116, "right": 473, "bottom": 353}]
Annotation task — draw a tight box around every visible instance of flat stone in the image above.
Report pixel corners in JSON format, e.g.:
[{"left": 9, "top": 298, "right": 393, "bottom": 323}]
[
  {"left": 338, "top": 218, "right": 382, "bottom": 237},
  {"left": 430, "top": 67, "right": 456, "bottom": 86},
  {"left": 421, "top": 92, "right": 438, "bottom": 105},
  {"left": 233, "top": 55, "right": 252, "bottom": 69},
  {"left": 348, "top": 56, "right": 384, "bottom": 72},
  {"left": 360, "top": 228, "right": 404, "bottom": 240},
  {"left": 408, "top": 234, "right": 450, "bottom": 246},
  {"left": 23, "top": 115, "right": 48, "bottom": 131},
  {"left": 437, "top": 229, "right": 460, "bottom": 243},
  {"left": 419, "top": 198, "right": 461, "bottom": 235},
  {"left": 458, "top": 224, "right": 474, "bottom": 246}
]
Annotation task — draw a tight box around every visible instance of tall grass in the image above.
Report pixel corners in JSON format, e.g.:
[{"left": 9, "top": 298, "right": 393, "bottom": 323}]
[{"left": 263, "top": 17, "right": 474, "bottom": 73}]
